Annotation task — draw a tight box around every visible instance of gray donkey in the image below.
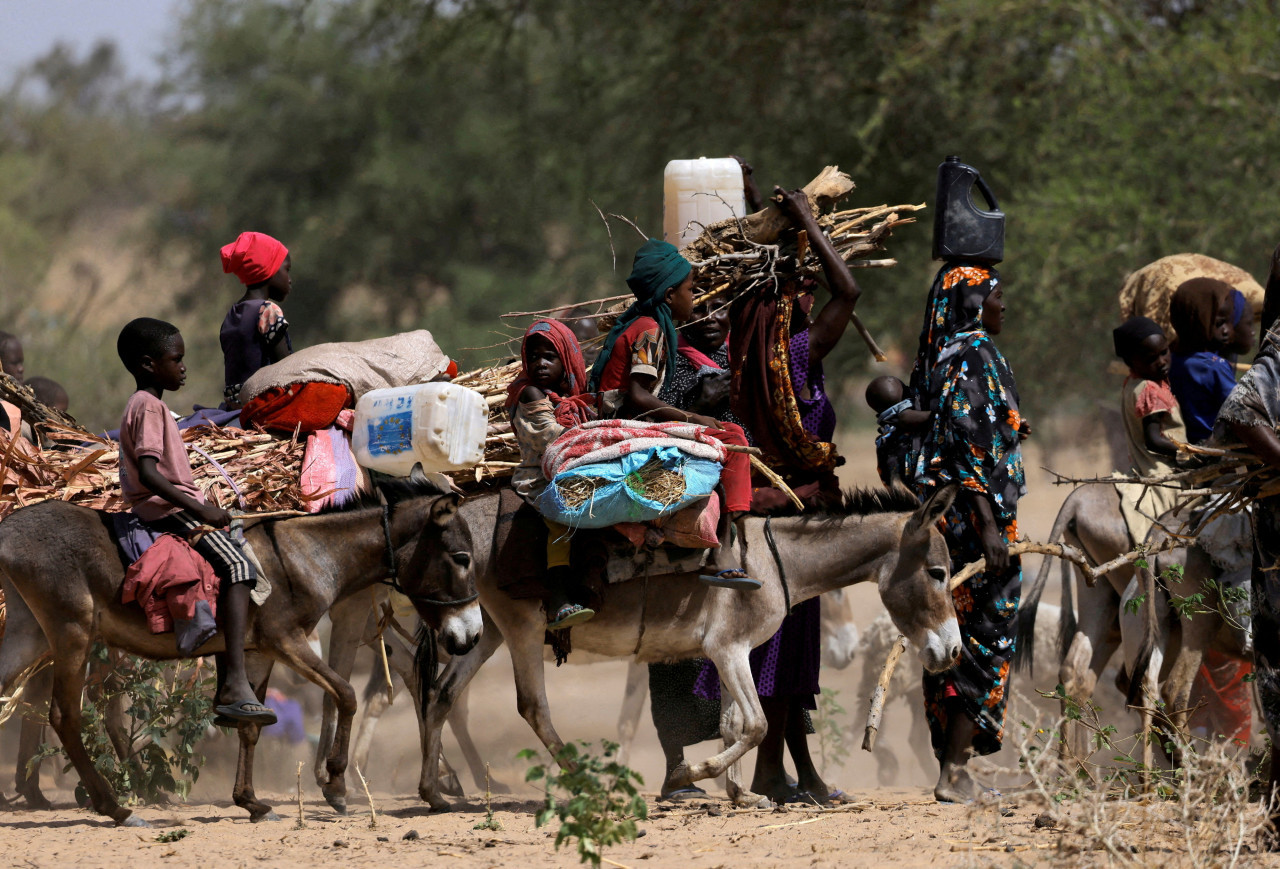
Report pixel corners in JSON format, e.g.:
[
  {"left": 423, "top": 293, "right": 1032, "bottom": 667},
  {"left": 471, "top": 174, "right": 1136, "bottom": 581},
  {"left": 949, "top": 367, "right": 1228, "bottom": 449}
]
[
  {"left": 0, "top": 478, "right": 481, "bottom": 827},
  {"left": 409, "top": 484, "right": 962, "bottom": 810}
]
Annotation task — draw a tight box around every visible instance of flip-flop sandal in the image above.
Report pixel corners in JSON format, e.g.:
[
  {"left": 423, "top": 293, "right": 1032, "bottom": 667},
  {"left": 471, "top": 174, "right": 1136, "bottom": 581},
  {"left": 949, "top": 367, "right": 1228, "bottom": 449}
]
[
  {"left": 548, "top": 603, "right": 595, "bottom": 630},
  {"left": 214, "top": 700, "right": 278, "bottom": 726},
  {"left": 211, "top": 714, "right": 242, "bottom": 729},
  {"left": 659, "top": 786, "right": 708, "bottom": 802},
  {"left": 699, "top": 569, "right": 762, "bottom": 590}
]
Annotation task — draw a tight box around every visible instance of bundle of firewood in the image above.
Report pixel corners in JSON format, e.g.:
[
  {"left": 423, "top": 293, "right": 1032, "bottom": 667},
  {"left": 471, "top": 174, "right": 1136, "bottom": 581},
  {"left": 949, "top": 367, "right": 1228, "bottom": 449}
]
[{"left": 0, "top": 421, "right": 309, "bottom": 521}]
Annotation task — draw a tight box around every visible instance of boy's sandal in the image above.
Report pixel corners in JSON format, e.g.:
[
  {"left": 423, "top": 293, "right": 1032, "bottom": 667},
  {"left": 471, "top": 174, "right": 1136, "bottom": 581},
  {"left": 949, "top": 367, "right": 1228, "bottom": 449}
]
[
  {"left": 699, "top": 569, "right": 762, "bottom": 590},
  {"left": 548, "top": 603, "right": 595, "bottom": 630},
  {"left": 214, "top": 699, "right": 278, "bottom": 726}
]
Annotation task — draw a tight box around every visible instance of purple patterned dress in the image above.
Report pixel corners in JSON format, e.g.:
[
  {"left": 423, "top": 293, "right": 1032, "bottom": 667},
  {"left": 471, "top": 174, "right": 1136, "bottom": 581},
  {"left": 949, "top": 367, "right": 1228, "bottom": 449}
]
[{"left": 695, "top": 327, "right": 830, "bottom": 707}]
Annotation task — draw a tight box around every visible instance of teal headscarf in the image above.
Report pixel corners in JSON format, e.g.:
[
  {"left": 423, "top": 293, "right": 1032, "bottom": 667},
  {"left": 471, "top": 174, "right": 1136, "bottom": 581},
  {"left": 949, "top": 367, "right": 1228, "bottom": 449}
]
[{"left": 589, "top": 239, "right": 690, "bottom": 391}]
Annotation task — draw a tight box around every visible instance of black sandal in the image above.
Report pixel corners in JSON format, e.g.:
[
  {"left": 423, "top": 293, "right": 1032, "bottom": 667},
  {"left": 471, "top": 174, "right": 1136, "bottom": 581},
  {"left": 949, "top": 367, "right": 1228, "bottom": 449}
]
[{"left": 699, "top": 569, "right": 762, "bottom": 590}]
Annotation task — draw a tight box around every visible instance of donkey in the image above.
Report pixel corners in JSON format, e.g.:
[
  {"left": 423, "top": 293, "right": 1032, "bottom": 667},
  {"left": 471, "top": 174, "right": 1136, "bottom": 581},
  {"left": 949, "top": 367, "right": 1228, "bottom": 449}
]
[
  {"left": 0, "top": 479, "right": 481, "bottom": 826},
  {"left": 327, "top": 586, "right": 862, "bottom": 796},
  {"left": 1017, "top": 483, "right": 1138, "bottom": 760},
  {"left": 409, "top": 484, "right": 960, "bottom": 810}
]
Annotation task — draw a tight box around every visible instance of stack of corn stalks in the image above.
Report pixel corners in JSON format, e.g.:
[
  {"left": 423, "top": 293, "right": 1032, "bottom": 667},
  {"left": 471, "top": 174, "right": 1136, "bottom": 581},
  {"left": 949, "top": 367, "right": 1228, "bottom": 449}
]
[{"left": 0, "top": 421, "right": 308, "bottom": 521}]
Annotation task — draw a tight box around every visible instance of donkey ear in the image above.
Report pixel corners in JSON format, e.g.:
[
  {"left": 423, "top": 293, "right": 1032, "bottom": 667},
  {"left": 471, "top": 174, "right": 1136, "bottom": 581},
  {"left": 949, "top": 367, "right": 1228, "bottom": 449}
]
[
  {"left": 429, "top": 493, "right": 462, "bottom": 527},
  {"left": 905, "top": 483, "right": 957, "bottom": 535}
]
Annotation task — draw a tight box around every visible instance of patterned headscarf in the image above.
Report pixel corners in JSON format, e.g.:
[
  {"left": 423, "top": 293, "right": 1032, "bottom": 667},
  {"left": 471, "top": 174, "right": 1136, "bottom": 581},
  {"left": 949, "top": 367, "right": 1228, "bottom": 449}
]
[
  {"left": 506, "top": 319, "right": 594, "bottom": 427},
  {"left": 907, "top": 261, "right": 1000, "bottom": 399},
  {"left": 589, "top": 239, "right": 689, "bottom": 391}
]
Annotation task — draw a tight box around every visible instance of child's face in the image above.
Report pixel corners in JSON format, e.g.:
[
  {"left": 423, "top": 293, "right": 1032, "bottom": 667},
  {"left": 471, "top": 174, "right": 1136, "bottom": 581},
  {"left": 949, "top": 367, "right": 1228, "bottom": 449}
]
[
  {"left": 1210, "top": 309, "right": 1232, "bottom": 350},
  {"left": 266, "top": 254, "right": 292, "bottom": 302},
  {"left": 0, "top": 339, "right": 24, "bottom": 383},
  {"left": 1229, "top": 299, "right": 1256, "bottom": 355},
  {"left": 665, "top": 274, "right": 696, "bottom": 322},
  {"left": 143, "top": 335, "right": 187, "bottom": 392},
  {"left": 980, "top": 287, "right": 1006, "bottom": 335},
  {"left": 1129, "top": 334, "right": 1171, "bottom": 382},
  {"left": 526, "top": 335, "right": 565, "bottom": 391}
]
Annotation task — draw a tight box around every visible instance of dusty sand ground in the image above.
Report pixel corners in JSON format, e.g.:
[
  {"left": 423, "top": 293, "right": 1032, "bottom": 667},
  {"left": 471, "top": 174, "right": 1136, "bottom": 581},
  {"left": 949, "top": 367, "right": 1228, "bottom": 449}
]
[{"left": 0, "top": 437, "right": 1263, "bottom": 865}]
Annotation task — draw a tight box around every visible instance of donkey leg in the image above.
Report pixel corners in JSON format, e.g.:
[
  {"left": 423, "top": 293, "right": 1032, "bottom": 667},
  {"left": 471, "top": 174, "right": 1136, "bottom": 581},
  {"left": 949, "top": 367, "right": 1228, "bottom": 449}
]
[
  {"left": 350, "top": 658, "right": 396, "bottom": 785},
  {"left": 420, "top": 614, "right": 504, "bottom": 811},
  {"left": 448, "top": 684, "right": 507, "bottom": 793},
  {"left": 1059, "top": 574, "right": 1119, "bottom": 770},
  {"left": 271, "top": 635, "right": 358, "bottom": 815},
  {"left": 315, "top": 594, "right": 370, "bottom": 789},
  {"left": 14, "top": 666, "right": 53, "bottom": 810},
  {"left": 47, "top": 631, "right": 138, "bottom": 825},
  {"left": 615, "top": 660, "right": 648, "bottom": 769},
  {"left": 232, "top": 654, "right": 279, "bottom": 821},
  {"left": 679, "top": 648, "right": 766, "bottom": 802}
]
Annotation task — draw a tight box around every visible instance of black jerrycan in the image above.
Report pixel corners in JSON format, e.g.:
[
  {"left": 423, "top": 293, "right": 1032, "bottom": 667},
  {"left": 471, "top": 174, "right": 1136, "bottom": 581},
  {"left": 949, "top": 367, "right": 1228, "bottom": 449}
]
[{"left": 932, "top": 156, "right": 1004, "bottom": 264}]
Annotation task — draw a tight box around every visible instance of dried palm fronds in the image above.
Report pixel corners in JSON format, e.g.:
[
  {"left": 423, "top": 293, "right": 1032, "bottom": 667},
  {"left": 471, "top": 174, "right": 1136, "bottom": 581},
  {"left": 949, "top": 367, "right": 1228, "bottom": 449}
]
[{"left": 0, "top": 422, "right": 310, "bottom": 521}]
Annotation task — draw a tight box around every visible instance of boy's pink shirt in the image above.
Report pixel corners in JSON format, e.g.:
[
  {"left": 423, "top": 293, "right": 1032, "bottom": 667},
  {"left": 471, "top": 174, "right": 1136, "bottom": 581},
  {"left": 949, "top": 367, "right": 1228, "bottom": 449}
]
[{"left": 119, "top": 390, "right": 205, "bottom": 521}]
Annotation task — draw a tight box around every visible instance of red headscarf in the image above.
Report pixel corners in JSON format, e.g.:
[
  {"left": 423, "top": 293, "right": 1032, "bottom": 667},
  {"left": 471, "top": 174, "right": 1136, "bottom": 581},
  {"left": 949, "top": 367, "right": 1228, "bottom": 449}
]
[
  {"left": 505, "top": 319, "right": 594, "bottom": 427},
  {"left": 221, "top": 232, "right": 289, "bottom": 285}
]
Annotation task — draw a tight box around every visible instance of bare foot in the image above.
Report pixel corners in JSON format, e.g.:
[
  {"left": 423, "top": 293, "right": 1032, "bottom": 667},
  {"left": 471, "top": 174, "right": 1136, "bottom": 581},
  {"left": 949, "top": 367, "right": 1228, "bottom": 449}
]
[{"left": 934, "top": 764, "right": 979, "bottom": 803}]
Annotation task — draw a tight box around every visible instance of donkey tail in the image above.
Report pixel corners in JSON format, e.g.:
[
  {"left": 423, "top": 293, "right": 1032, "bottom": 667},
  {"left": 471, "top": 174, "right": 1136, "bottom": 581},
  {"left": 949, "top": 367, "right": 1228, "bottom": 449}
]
[
  {"left": 1125, "top": 540, "right": 1165, "bottom": 708},
  {"left": 1014, "top": 491, "right": 1075, "bottom": 677}
]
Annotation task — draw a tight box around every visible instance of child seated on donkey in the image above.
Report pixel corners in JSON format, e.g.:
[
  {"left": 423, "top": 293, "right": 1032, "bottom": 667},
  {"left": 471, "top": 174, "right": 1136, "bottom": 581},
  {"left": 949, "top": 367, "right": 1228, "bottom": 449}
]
[
  {"left": 506, "top": 319, "right": 598, "bottom": 629},
  {"left": 589, "top": 239, "right": 757, "bottom": 590},
  {"left": 116, "top": 317, "right": 276, "bottom": 725}
]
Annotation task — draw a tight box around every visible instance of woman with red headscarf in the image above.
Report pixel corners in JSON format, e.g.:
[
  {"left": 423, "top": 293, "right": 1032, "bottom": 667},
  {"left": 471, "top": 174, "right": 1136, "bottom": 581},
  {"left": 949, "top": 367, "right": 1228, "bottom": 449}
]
[
  {"left": 507, "top": 319, "right": 597, "bottom": 629},
  {"left": 220, "top": 231, "right": 293, "bottom": 409}
]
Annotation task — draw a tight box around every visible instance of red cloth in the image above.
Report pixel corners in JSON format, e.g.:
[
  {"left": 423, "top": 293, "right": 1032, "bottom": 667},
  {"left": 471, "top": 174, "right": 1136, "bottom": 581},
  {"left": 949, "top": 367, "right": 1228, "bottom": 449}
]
[
  {"left": 240, "top": 381, "right": 352, "bottom": 434},
  {"left": 705, "top": 423, "right": 751, "bottom": 514},
  {"left": 596, "top": 317, "right": 663, "bottom": 392},
  {"left": 1189, "top": 648, "right": 1253, "bottom": 745},
  {"left": 221, "top": 231, "right": 289, "bottom": 285},
  {"left": 504, "top": 319, "right": 594, "bottom": 427},
  {"left": 121, "top": 534, "right": 220, "bottom": 634},
  {"left": 675, "top": 335, "right": 726, "bottom": 372},
  {"left": 1132, "top": 377, "right": 1179, "bottom": 420}
]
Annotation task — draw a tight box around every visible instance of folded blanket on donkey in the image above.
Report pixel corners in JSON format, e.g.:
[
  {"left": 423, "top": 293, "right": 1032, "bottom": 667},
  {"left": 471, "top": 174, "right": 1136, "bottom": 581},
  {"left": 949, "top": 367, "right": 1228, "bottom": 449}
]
[
  {"left": 538, "top": 420, "right": 727, "bottom": 531},
  {"left": 240, "top": 330, "right": 454, "bottom": 433}
]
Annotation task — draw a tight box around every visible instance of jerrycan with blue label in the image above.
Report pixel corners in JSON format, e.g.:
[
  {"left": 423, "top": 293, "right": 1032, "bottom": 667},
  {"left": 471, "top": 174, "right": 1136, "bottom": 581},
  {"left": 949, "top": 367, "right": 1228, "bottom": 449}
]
[
  {"left": 932, "top": 155, "right": 1004, "bottom": 264},
  {"left": 351, "top": 382, "right": 488, "bottom": 476}
]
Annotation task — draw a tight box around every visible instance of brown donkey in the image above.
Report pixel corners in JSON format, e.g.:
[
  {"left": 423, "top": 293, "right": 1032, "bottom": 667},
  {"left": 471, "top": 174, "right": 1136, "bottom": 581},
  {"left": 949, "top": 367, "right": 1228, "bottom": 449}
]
[
  {"left": 415, "top": 484, "right": 962, "bottom": 810},
  {"left": 0, "top": 478, "right": 481, "bottom": 826}
]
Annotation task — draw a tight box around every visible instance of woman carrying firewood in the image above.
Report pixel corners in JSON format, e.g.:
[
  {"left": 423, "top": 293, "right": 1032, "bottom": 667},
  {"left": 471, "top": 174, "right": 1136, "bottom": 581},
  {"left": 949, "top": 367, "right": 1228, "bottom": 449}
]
[
  {"left": 905, "top": 262, "right": 1028, "bottom": 803},
  {"left": 695, "top": 185, "right": 865, "bottom": 807}
]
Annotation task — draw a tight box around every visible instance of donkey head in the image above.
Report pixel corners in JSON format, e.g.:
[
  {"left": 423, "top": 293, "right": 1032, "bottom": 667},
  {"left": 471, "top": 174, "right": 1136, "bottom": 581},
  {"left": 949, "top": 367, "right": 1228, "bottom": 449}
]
[
  {"left": 401, "top": 491, "right": 483, "bottom": 656},
  {"left": 879, "top": 484, "right": 962, "bottom": 673}
]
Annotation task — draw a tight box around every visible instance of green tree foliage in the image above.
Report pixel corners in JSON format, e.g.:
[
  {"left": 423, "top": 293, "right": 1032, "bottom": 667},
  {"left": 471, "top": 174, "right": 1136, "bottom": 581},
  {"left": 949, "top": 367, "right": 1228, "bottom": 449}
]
[{"left": 4, "top": 1, "right": 1279, "bottom": 422}]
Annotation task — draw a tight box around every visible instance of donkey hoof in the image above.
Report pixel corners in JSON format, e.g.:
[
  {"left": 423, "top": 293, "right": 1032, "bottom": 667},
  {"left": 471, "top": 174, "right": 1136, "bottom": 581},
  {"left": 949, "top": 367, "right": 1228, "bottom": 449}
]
[
  {"left": 423, "top": 793, "right": 452, "bottom": 813},
  {"left": 440, "top": 773, "right": 463, "bottom": 797},
  {"left": 251, "top": 810, "right": 283, "bottom": 823},
  {"left": 118, "top": 814, "right": 151, "bottom": 828},
  {"left": 20, "top": 792, "right": 52, "bottom": 811},
  {"left": 324, "top": 794, "right": 348, "bottom": 815}
]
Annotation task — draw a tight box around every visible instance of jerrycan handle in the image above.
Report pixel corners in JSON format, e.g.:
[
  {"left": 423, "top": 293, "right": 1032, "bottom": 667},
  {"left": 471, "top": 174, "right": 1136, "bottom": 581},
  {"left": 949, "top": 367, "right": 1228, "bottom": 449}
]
[{"left": 973, "top": 174, "right": 1001, "bottom": 212}]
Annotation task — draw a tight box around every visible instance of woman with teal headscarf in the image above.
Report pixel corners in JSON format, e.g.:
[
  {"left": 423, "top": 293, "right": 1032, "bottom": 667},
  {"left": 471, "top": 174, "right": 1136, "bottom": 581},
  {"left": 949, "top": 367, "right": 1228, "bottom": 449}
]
[{"left": 592, "top": 239, "right": 757, "bottom": 590}]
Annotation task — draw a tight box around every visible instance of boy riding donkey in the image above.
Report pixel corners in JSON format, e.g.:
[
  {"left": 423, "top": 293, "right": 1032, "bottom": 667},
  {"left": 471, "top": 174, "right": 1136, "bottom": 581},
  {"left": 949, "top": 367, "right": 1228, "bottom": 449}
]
[{"left": 117, "top": 317, "right": 276, "bottom": 726}]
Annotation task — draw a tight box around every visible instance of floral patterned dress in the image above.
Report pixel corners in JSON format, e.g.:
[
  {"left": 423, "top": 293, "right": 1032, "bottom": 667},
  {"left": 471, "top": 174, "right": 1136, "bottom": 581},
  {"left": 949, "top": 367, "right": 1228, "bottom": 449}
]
[{"left": 907, "top": 262, "right": 1026, "bottom": 759}]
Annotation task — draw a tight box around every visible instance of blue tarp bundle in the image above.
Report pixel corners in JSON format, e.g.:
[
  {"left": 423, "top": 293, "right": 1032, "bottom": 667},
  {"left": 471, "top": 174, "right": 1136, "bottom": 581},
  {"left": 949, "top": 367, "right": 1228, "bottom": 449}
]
[{"left": 537, "top": 445, "right": 721, "bottom": 529}]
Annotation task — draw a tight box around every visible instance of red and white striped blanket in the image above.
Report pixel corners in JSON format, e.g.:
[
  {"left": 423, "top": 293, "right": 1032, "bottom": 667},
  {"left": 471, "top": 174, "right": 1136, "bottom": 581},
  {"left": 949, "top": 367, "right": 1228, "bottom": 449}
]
[{"left": 541, "top": 419, "right": 727, "bottom": 479}]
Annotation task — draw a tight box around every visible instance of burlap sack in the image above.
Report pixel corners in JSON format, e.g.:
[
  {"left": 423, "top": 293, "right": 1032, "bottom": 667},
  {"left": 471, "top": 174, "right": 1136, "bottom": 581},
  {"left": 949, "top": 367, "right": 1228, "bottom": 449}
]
[{"left": 1119, "top": 253, "right": 1263, "bottom": 343}]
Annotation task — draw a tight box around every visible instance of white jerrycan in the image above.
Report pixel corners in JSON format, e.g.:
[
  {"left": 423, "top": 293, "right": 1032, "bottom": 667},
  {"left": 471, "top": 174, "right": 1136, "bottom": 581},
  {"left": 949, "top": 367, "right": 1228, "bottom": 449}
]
[
  {"left": 662, "top": 157, "right": 747, "bottom": 249},
  {"left": 351, "top": 382, "right": 488, "bottom": 476}
]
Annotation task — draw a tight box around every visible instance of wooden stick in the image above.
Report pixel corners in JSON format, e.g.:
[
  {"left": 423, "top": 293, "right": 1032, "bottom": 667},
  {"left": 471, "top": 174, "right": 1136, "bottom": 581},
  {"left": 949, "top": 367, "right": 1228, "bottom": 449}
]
[
  {"left": 849, "top": 311, "right": 888, "bottom": 362},
  {"left": 947, "top": 539, "right": 1181, "bottom": 590},
  {"left": 748, "top": 454, "right": 803, "bottom": 510},
  {"left": 722, "top": 444, "right": 763, "bottom": 456},
  {"left": 862, "top": 635, "right": 908, "bottom": 751}
]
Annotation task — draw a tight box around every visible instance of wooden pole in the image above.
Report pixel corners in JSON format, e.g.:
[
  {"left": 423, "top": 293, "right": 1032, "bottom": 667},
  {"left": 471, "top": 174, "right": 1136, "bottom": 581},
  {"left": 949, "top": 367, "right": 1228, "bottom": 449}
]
[{"left": 862, "top": 635, "right": 908, "bottom": 751}]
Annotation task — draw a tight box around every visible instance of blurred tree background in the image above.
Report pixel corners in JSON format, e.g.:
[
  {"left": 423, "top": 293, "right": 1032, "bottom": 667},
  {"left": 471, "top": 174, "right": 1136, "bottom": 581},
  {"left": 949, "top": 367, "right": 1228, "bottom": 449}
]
[{"left": 0, "top": 0, "right": 1276, "bottom": 433}]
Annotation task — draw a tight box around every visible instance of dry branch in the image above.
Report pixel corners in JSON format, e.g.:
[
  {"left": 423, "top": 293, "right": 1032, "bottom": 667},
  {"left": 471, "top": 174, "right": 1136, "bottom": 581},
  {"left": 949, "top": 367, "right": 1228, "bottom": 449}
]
[{"left": 861, "top": 634, "right": 908, "bottom": 751}]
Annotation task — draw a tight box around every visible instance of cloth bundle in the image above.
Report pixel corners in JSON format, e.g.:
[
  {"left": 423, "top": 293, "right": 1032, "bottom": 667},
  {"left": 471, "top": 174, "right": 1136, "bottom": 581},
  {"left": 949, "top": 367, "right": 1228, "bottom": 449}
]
[
  {"left": 540, "top": 419, "right": 727, "bottom": 478},
  {"left": 537, "top": 420, "right": 727, "bottom": 530}
]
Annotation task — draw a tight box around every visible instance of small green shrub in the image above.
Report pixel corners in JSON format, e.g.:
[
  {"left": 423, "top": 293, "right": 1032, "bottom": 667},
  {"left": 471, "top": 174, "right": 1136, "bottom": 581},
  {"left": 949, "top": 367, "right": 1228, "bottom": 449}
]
[
  {"left": 520, "top": 740, "right": 647, "bottom": 867},
  {"left": 32, "top": 645, "right": 215, "bottom": 804}
]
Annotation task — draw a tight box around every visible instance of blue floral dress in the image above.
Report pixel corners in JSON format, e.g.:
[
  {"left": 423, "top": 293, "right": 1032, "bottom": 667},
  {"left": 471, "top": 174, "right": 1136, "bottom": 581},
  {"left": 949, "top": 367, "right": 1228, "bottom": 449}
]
[{"left": 907, "top": 262, "right": 1026, "bottom": 759}]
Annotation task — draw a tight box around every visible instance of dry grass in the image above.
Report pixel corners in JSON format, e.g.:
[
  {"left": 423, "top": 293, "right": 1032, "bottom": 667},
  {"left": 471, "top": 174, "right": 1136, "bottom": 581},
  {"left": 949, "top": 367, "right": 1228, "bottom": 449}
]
[
  {"left": 963, "top": 692, "right": 1271, "bottom": 867},
  {"left": 554, "top": 455, "right": 687, "bottom": 511}
]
